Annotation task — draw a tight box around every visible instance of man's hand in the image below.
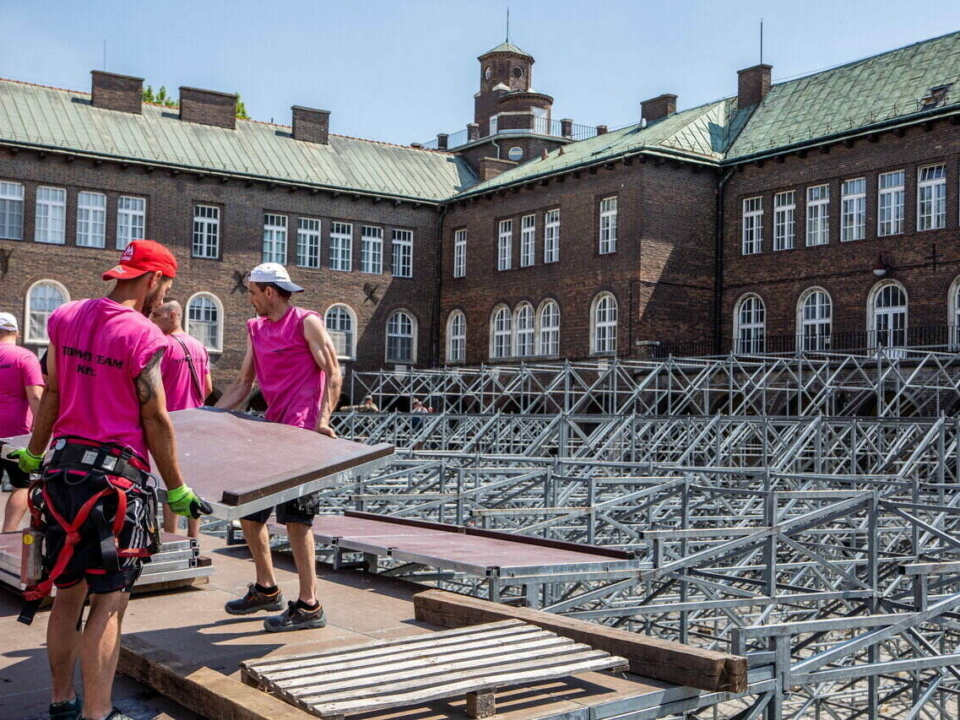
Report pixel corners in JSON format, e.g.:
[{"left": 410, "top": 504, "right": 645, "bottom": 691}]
[
  {"left": 10, "top": 448, "right": 43, "bottom": 474},
  {"left": 317, "top": 423, "right": 337, "bottom": 439},
  {"left": 166, "top": 485, "right": 213, "bottom": 519}
]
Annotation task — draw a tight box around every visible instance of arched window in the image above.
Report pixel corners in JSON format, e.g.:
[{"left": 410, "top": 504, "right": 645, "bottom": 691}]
[
  {"left": 490, "top": 305, "right": 512, "bottom": 359},
  {"left": 869, "top": 281, "right": 907, "bottom": 349},
  {"left": 514, "top": 303, "right": 534, "bottom": 357},
  {"left": 24, "top": 279, "right": 69, "bottom": 343},
  {"left": 325, "top": 304, "right": 356, "bottom": 360},
  {"left": 537, "top": 300, "right": 560, "bottom": 356},
  {"left": 386, "top": 310, "right": 416, "bottom": 363},
  {"left": 446, "top": 311, "right": 466, "bottom": 364},
  {"left": 734, "top": 294, "right": 765, "bottom": 354},
  {"left": 185, "top": 292, "right": 224, "bottom": 352},
  {"left": 798, "top": 288, "right": 832, "bottom": 352},
  {"left": 591, "top": 293, "right": 618, "bottom": 354},
  {"left": 949, "top": 277, "right": 960, "bottom": 348}
]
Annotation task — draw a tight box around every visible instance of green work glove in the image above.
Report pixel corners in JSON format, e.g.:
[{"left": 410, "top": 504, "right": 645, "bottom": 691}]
[
  {"left": 166, "top": 485, "right": 213, "bottom": 519},
  {"left": 10, "top": 448, "right": 44, "bottom": 474}
]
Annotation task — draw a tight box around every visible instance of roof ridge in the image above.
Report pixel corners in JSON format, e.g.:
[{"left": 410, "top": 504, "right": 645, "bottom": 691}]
[{"left": 0, "top": 76, "right": 86, "bottom": 95}]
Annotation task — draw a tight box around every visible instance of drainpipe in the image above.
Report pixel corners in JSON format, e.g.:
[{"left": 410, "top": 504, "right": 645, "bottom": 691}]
[
  {"left": 490, "top": 138, "right": 502, "bottom": 159},
  {"left": 714, "top": 168, "right": 735, "bottom": 354}
]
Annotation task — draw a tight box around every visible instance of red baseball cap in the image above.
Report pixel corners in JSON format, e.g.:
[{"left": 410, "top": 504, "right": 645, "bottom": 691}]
[{"left": 102, "top": 240, "right": 178, "bottom": 281}]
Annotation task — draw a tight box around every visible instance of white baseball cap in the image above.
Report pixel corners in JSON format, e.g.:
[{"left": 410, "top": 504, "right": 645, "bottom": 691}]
[
  {"left": 248, "top": 263, "right": 304, "bottom": 293},
  {"left": 0, "top": 312, "right": 18, "bottom": 332}
]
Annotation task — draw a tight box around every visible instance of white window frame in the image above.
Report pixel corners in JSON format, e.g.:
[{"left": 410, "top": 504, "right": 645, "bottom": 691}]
[
  {"left": 116, "top": 195, "right": 146, "bottom": 249},
  {"left": 192, "top": 204, "right": 220, "bottom": 259},
  {"left": 742, "top": 197, "right": 763, "bottom": 254},
  {"left": 599, "top": 197, "right": 618, "bottom": 254},
  {"left": 386, "top": 310, "right": 417, "bottom": 364},
  {"left": 949, "top": 276, "right": 960, "bottom": 349},
  {"left": 840, "top": 178, "right": 866, "bottom": 242},
  {"left": 391, "top": 229, "right": 413, "bottom": 278},
  {"left": 520, "top": 214, "right": 536, "bottom": 267},
  {"left": 918, "top": 164, "right": 946, "bottom": 231},
  {"left": 446, "top": 310, "right": 466, "bottom": 364},
  {"left": 489, "top": 114, "right": 499, "bottom": 135},
  {"left": 360, "top": 226, "right": 383, "bottom": 275},
  {"left": 490, "top": 305, "right": 512, "bottom": 359},
  {"left": 329, "top": 222, "right": 353, "bottom": 271},
  {"left": 806, "top": 185, "right": 829, "bottom": 246},
  {"left": 734, "top": 294, "right": 765, "bottom": 354},
  {"left": 24, "top": 279, "right": 70, "bottom": 345},
  {"left": 498, "top": 219, "right": 512, "bottom": 271},
  {"left": 184, "top": 292, "right": 224, "bottom": 352},
  {"left": 262, "top": 213, "right": 288, "bottom": 264},
  {"left": 797, "top": 288, "right": 832, "bottom": 352},
  {"left": 325, "top": 304, "right": 357, "bottom": 361},
  {"left": 868, "top": 281, "right": 908, "bottom": 350},
  {"left": 773, "top": 191, "right": 795, "bottom": 251},
  {"left": 296, "top": 217, "right": 321, "bottom": 269},
  {"left": 590, "top": 292, "right": 618, "bottom": 355},
  {"left": 514, "top": 303, "right": 535, "bottom": 357},
  {"left": 453, "top": 229, "right": 467, "bottom": 278},
  {"left": 0, "top": 181, "right": 24, "bottom": 240},
  {"left": 878, "top": 170, "right": 905, "bottom": 236},
  {"left": 544, "top": 208, "right": 560, "bottom": 263},
  {"left": 537, "top": 300, "right": 560, "bottom": 357},
  {"left": 76, "top": 191, "right": 106, "bottom": 248},
  {"left": 35, "top": 186, "right": 66, "bottom": 245}
]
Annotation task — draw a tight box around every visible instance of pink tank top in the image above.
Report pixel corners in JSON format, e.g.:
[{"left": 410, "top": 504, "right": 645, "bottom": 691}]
[
  {"left": 247, "top": 306, "right": 326, "bottom": 430},
  {"left": 160, "top": 332, "right": 210, "bottom": 411},
  {"left": 48, "top": 298, "right": 167, "bottom": 461},
  {"left": 0, "top": 344, "right": 44, "bottom": 438}
]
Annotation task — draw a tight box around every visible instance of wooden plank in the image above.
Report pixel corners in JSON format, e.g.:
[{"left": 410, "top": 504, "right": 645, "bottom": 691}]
[{"left": 413, "top": 589, "right": 748, "bottom": 694}]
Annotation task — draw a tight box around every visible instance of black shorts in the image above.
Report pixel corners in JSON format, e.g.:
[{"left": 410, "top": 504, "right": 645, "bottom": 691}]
[
  {"left": 2, "top": 459, "right": 30, "bottom": 489},
  {"left": 243, "top": 497, "right": 317, "bottom": 526}
]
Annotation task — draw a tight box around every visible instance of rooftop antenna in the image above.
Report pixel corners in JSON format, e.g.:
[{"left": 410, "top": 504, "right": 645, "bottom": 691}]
[
  {"left": 760, "top": 18, "right": 763, "bottom": 65},
  {"left": 506, "top": 7, "right": 510, "bottom": 43}
]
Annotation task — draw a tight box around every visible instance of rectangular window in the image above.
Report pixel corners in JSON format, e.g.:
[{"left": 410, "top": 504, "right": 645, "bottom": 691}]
[
  {"left": 0, "top": 181, "right": 25, "bottom": 240},
  {"left": 878, "top": 170, "right": 905, "bottom": 236},
  {"left": 117, "top": 196, "right": 146, "bottom": 249},
  {"left": 918, "top": 164, "right": 946, "bottom": 231},
  {"left": 498, "top": 219, "right": 512, "bottom": 271},
  {"left": 262, "top": 213, "right": 288, "bottom": 264},
  {"left": 742, "top": 197, "right": 763, "bottom": 254},
  {"left": 841, "top": 178, "right": 866, "bottom": 242},
  {"left": 453, "top": 229, "right": 467, "bottom": 278},
  {"left": 296, "top": 218, "right": 321, "bottom": 268},
  {"left": 391, "top": 229, "right": 413, "bottom": 278},
  {"left": 360, "top": 226, "right": 383, "bottom": 274},
  {"left": 520, "top": 214, "right": 536, "bottom": 267},
  {"left": 773, "top": 191, "right": 795, "bottom": 251},
  {"left": 806, "top": 185, "right": 830, "bottom": 246},
  {"left": 599, "top": 196, "right": 617, "bottom": 254},
  {"left": 76, "top": 192, "right": 106, "bottom": 248},
  {"left": 35, "top": 186, "right": 66, "bottom": 244},
  {"left": 192, "top": 205, "right": 220, "bottom": 258},
  {"left": 489, "top": 115, "right": 498, "bottom": 135},
  {"left": 544, "top": 208, "right": 560, "bottom": 263},
  {"left": 329, "top": 221, "right": 352, "bottom": 271}
]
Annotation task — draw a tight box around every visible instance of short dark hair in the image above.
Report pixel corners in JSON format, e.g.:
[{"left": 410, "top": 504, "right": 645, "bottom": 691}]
[{"left": 252, "top": 281, "right": 292, "bottom": 300}]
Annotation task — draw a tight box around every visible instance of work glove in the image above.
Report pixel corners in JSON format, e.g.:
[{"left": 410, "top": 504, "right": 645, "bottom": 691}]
[
  {"left": 166, "top": 485, "right": 213, "bottom": 519},
  {"left": 10, "top": 448, "right": 44, "bottom": 474}
]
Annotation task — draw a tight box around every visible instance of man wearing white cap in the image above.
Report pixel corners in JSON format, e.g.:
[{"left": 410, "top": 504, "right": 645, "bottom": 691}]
[
  {"left": 217, "top": 263, "right": 342, "bottom": 632},
  {"left": 0, "top": 312, "right": 44, "bottom": 532}
]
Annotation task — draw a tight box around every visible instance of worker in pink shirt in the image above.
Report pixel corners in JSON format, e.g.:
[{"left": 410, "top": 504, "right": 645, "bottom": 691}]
[
  {"left": 0, "top": 311, "right": 44, "bottom": 532},
  {"left": 150, "top": 299, "right": 213, "bottom": 538},
  {"left": 217, "top": 262, "right": 342, "bottom": 632}
]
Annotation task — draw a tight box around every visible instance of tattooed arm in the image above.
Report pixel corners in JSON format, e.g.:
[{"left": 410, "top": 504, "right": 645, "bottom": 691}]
[{"left": 138, "top": 349, "right": 186, "bottom": 491}]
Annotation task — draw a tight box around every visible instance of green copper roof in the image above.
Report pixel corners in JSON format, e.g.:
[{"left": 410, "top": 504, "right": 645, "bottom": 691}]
[
  {"left": 0, "top": 79, "right": 477, "bottom": 202},
  {"left": 481, "top": 41, "right": 531, "bottom": 57}
]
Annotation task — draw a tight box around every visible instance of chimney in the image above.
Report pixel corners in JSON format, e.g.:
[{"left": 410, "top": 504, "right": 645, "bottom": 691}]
[
  {"left": 738, "top": 64, "right": 772, "bottom": 108},
  {"left": 560, "top": 118, "right": 573, "bottom": 138},
  {"left": 436, "top": 133, "right": 449, "bottom": 151},
  {"left": 467, "top": 123, "right": 480, "bottom": 142},
  {"left": 640, "top": 94, "right": 677, "bottom": 122},
  {"left": 292, "top": 106, "right": 330, "bottom": 144},
  {"left": 478, "top": 157, "right": 517, "bottom": 181},
  {"left": 91, "top": 71, "right": 143, "bottom": 114},
  {"left": 596, "top": 125, "right": 608, "bottom": 135},
  {"left": 179, "top": 86, "right": 238, "bottom": 129}
]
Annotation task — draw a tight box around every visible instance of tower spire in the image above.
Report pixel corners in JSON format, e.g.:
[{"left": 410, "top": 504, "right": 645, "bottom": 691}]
[{"left": 506, "top": 7, "right": 510, "bottom": 43}]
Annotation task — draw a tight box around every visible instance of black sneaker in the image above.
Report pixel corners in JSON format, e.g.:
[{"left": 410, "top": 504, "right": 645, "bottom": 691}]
[
  {"left": 224, "top": 583, "right": 284, "bottom": 615},
  {"left": 263, "top": 601, "right": 327, "bottom": 632},
  {"left": 49, "top": 696, "right": 81, "bottom": 720}
]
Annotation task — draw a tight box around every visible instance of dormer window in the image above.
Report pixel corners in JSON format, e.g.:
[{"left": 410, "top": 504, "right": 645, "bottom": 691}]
[{"left": 921, "top": 84, "right": 951, "bottom": 109}]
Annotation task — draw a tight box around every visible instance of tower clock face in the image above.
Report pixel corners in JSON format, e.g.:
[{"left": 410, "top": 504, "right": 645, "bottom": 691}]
[{"left": 484, "top": 67, "right": 492, "bottom": 80}]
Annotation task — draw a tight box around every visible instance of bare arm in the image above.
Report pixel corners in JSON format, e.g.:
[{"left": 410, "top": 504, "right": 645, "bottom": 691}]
[
  {"left": 303, "top": 314, "right": 342, "bottom": 437},
  {"left": 203, "top": 372, "right": 213, "bottom": 400},
  {"left": 214, "top": 335, "right": 256, "bottom": 410},
  {"left": 137, "top": 349, "right": 185, "bottom": 492},
  {"left": 26, "top": 346, "right": 60, "bottom": 457},
  {"left": 25, "top": 385, "right": 43, "bottom": 429}
]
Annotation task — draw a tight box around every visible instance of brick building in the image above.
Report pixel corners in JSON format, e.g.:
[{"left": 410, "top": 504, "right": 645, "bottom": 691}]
[{"left": 2, "top": 33, "right": 960, "bottom": 395}]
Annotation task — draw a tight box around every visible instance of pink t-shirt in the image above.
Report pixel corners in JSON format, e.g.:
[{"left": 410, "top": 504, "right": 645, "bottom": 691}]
[
  {"left": 248, "top": 306, "right": 326, "bottom": 430},
  {"left": 0, "top": 344, "right": 44, "bottom": 438},
  {"left": 160, "top": 332, "right": 210, "bottom": 411},
  {"left": 48, "top": 298, "right": 167, "bottom": 462}
]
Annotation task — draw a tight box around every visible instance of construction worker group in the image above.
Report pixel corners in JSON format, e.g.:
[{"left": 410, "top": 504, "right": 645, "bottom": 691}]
[{"left": 0, "top": 239, "right": 342, "bottom": 720}]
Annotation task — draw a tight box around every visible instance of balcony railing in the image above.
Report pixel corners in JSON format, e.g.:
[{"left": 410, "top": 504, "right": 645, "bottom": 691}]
[{"left": 421, "top": 119, "right": 605, "bottom": 150}]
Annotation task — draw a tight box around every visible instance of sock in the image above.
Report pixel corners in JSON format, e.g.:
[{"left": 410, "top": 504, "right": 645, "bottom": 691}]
[
  {"left": 296, "top": 599, "right": 320, "bottom": 611},
  {"left": 255, "top": 583, "right": 278, "bottom": 595}
]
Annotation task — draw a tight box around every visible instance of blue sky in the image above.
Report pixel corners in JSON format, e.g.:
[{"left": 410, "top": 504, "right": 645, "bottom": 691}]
[{"left": 4, "top": 1, "right": 960, "bottom": 145}]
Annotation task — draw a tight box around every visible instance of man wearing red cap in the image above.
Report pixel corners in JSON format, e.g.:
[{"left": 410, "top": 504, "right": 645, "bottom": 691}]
[{"left": 13, "top": 240, "right": 209, "bottom": 720}]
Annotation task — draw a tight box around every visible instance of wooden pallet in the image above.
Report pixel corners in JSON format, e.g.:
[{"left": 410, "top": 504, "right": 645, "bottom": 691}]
[{"left": 240, "top": 619, "right": 629, "bottom": 719}]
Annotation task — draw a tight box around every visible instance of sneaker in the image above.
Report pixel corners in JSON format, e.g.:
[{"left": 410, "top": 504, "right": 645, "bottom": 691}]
[
  {"left": 49, "top": 696, "right": 81, "bottom": 720},
  {"left": 263, "top": 601, "right": 327, "bottom": 633},
  {"left": 81, "top": 709, "right": 133, "bottom": 720},
  {"left": 224, "top": 583, "right": 284, "bottom": 615}
]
